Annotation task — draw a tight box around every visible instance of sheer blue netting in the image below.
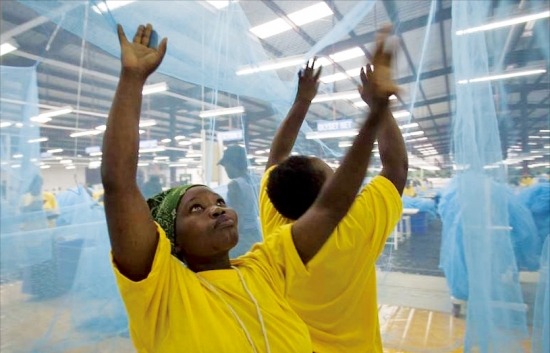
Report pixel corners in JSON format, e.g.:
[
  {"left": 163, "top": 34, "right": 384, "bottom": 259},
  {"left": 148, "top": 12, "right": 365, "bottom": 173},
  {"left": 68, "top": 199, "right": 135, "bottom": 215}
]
[{"left": 1, "top": 0, "right": 548, "bottom": 352}]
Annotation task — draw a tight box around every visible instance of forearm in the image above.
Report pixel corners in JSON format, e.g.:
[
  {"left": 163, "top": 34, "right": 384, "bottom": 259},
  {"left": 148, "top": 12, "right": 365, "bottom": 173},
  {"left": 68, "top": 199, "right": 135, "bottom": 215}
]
[
  {"left": 315, "top": 109, "right": 382, "bottom": 220},
  {"left": 266, "top": 99, "right": 311, "bottom": 168},
  {"left": 101, "top": 72, "right": 146, "bottom": 191},
  {"left": 378, "top": 109, "right": 408, "bottom": 194}
]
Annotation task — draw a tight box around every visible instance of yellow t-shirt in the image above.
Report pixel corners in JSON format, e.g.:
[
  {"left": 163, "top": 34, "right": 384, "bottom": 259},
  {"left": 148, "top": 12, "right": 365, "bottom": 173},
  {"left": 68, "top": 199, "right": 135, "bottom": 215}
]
[
  {"left": 260, "top": 167, "right": 403, "bottom": 353},
  {"left": 112, "top": 223, "right": 312, "bottom": 353},
  {"left": 403, "top": 185, "right": 416, "bottom": 197}
]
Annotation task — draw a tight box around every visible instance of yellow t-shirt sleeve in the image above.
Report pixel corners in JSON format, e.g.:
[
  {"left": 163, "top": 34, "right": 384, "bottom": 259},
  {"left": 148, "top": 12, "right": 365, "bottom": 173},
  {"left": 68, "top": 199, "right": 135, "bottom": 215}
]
[
  {"left": 259, "top": 165, "right": 291, "bottom": 239},
  {"left": 352, "top": 175, "right": 403, "bottom": 260},
  {"left": 111, "top": 223, "right": 175, "bottom": 349},
  {"left": 238, "top": 223, "right": 309, "bottom": 293}
]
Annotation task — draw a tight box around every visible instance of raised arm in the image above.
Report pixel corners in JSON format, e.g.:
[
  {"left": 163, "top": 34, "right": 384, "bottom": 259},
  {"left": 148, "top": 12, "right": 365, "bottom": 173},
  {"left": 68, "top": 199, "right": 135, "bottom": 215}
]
[
  {"left": 266, "top": 60, "right": 321, "bottom": 169},
  {"left": 291, "top": 27, "right": 398, "bottom": 264},
  {"left": 358, "top": 64, "right": 408, "bottom": 194},
  {"left": 101, "top": 24, "right": 167, "bottom": 281}
]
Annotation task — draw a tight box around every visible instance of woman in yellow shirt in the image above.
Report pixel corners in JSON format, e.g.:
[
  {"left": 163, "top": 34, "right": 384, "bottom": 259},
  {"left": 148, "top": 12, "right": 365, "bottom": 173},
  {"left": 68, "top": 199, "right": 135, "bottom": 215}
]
[{"left": 102, "top": 24, "right": 392, "bottom": 352}]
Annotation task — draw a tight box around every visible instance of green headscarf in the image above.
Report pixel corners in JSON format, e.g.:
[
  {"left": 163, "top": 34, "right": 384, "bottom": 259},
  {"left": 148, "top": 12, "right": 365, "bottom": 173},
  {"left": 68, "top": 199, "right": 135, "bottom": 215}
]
[{"left": 146, "top": 184, "right": 203, "bottom": 254}]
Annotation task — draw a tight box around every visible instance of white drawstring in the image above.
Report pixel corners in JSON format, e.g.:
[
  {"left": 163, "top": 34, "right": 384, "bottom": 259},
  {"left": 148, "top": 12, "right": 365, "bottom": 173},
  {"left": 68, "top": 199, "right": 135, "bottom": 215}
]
[{"left": 196, "top": 266, "right": 271, "bottom": 353}]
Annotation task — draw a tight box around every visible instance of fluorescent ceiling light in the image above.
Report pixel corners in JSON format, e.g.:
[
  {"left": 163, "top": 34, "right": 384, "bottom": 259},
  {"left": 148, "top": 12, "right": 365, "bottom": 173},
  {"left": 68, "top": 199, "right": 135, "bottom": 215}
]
[
  {"left": 70, "top": 130, "right": 102, "bottom": 138},
  {"left": 540, "top": 130, "right": 550, "bottom": 133},
  {"left": 161, "top": 138, "right": 172, "bottom": 143},
  {"left": 329, "top": 47, "right": 364, "bottom": 62},
  {"left": 403, "top": 130, "right": 424, "bottom": 137},
  {"left": 393, "top": 110, "right": 411, "bottom": 119},
  {"left": 88, "top": 161, "right": 102, "bottom": 169},
  {"left": 456, "top": 10, "right": 550, "bottom": 36},
  {"left": 137, "top": 162, "right": 149, "bottom": 167},
  {"left": 236, "top": 56, "right": 329, "bottom": 76},
  {"left": 528, "top": 162, "right": 549, "bottom": 168},
  {"left": 458, "top": 68, "right": 546, "bottom": 84},
  {"left": 400, "top": 123, "right": 419, "bottom": 129},
  {"left": 142, "top": 82, "right": 168, "bottom": 95},
  {"left": 0, "top": 42, "right": 18, "bottom": 56},
  {"left": 174, "top": 135, "right": 186, "bottom": 140},
  {"left": 353, "top": 95, "right": 397, "bottom": 108},
  {"left": 338, "top": 141, "right": 352, "bottom": 148},
  {"left": 191, "top": 138, "right": 203, "bottom": 143},
  {"left": 179, "top": 141, "right": 193, "bottom": 146},
  {"left": 199, "top": 106, "right": 244, "bottom": 118},
  {"left": 30, "top": 106, "right": 73, "bottom": 123},
  {"left": 0, "top": 121, "right": 13, "bottom": 128},
  {"left": 139, "top": 119, "right": 157, "bottom": 127},
  {"left": 250, "top": 18, "right": 291, "bottom": 39},
  {"left": 207, "top": 1, "right": 229, "bottom": 9},
  {"left": 320, "top": 67, "right": 361, "bottom": 83},
  {"left": 47, "top": 148, "right": 63, "bottom": 154},
  {"left": 28, "top": 137, "right": 48, "bottom": 143},
  {"left": 139, "top": 147, "right": 166, "bottom": 153},
  {"left": 320, "top": 72, "right": 348, "bottom": 84},
  {"left": 312, "top": 91, "right": 360, "bottom": 103},
  {"left": 236, "top": 57, "right": 304, "bottom": 75},
  {"left": 154, "top": 156, "right": 170, "bottom": 160},
  {"left": 407, "top": 137, "right": 428, "bottom": 142},
  {"left": 306, "top": 129, "right": 358, "bottom": 140},
  {"left": 92, "top": 0, "right": 135, "bottom": 13},
  {"left": 40, "top": 165, "right": 51, "bottom": 169},
  {"left": 169, "top": 163, "right": 189, "bottom": 168},
  {"left": 65, "top": 165, "right": 76, "bottom": 170},
  {"left": 288, "top": 2, "right": 333, "bottom": 26},
  {"left": 89, "top": 152, "right": 103, "bottom": 157},
  {"left": 60, "top": 159, "right": 73, "bottom": 164},
  {"left": 11, "top": 164, "right": 21, "bottom": 169},
  {"left": 250, "top": 2, "right": 332, "bottom": 39}
]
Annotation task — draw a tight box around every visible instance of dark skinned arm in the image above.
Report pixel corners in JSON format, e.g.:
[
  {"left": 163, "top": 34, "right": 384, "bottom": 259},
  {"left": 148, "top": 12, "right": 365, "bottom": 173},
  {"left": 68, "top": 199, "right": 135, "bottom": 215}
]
[
  {"left": 102, "top": 24, "right": 167, "bottom": 281},
  {"left": 291, "top": 26, "right": 398, "bottom": 264},
  {"left": 266, "top": 60, "right": 322, "bottom": 169},
  {"left": 358, "top": 66, "right": 408, "bottom": 194}
]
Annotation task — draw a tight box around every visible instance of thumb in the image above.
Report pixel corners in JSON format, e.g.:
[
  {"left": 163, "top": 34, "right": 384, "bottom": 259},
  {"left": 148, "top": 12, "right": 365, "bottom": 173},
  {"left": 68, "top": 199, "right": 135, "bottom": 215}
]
[
  {"left": 117, "top": 24, "right": 129, "bottom": 45},
  {"left": 357, "top": 85, "right": 363, "bottom": 95}
]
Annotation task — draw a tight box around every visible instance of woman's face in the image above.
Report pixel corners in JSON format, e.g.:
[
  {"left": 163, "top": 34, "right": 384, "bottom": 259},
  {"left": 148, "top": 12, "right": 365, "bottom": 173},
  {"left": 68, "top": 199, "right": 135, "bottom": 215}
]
[{"left": 174, "top": 186, "right": 238, "bottom": 259}]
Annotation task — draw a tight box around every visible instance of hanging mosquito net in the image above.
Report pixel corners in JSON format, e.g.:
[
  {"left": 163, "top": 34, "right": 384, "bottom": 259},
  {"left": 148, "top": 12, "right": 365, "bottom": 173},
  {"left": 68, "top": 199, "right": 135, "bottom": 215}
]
[{"left": 0, "top": 0, "right": 548, "bottom": 352}]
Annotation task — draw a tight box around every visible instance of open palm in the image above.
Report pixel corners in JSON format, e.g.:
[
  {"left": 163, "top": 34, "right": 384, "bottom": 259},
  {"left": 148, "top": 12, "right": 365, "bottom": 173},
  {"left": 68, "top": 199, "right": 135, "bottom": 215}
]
[
  {"left": 359, "top": 25, "right": 398, "bottom": 107},
  {"left": 117, "top": 24, "right": 167, "bottom": 80}
]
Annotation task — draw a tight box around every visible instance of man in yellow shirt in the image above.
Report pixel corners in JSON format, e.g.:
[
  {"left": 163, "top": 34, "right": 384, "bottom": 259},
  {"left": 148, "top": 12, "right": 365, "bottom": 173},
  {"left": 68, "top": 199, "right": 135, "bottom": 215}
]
[{"left": 260, "top": 27, "right": 407, "bottom": 353}]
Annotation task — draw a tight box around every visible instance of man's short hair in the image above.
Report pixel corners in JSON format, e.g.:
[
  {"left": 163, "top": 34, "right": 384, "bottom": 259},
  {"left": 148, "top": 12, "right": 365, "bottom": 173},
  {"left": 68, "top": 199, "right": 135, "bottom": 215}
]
[{"left": 266, "top": 155, "right": 326, "bottom": 220}]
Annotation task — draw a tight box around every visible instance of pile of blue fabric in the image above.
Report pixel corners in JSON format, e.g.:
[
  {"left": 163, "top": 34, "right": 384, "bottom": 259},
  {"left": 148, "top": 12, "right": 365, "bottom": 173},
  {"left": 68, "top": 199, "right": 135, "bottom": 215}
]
[
  {"left": 438, "top": 176, "right": 541, "bottom": 301},
  {"left": 518, "top": 182, "right": 550, "bottom": 250}
]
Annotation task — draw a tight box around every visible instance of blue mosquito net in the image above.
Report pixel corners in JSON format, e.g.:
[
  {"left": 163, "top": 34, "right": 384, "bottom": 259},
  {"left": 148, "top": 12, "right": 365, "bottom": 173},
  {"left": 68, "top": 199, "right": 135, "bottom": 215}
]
[{"left": 1, "top": 1, "right": 548, "bottom": 352}]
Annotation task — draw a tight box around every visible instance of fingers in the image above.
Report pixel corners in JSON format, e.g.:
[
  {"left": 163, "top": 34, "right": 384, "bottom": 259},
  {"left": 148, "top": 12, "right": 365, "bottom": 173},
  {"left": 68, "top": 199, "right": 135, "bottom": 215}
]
[
  {"left": 158, "top": 37, "right": 168, "bottom": 61},
  {"left": 374, "top": 24, "right": 392, "bottom": 64},
  {"left": 117, "top": 24, "right": 128, "bottom": 45},
  {"left": 133, "top": 25, "right": 144, "bottom": 43},
  {"left": 142, "top": 23, "right": 153, "bottom": 47},
  {"left": 314, "top": 65, "right": 322, "bottom": 80},
  {"left": 360, "top": 66, "right": 368, "bottom": 84},
  {"left": 302, "top": 57, "right": 322, "bottom": 80},
  {"left": 366, "top": 64, "right": 373, "bottom": 78}
]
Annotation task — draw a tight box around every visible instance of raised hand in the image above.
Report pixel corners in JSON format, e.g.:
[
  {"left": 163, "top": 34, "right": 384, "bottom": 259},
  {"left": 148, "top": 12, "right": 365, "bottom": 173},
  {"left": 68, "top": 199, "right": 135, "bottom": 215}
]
[
  {"left": 358, "top": 25, "right": 398, "bottom": 110},
  {"left": 296, "top": 58, "right": 322, "bottom": 103},
  {"left": 117, "top": 24, "right": 168, "bottom": 81}
]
